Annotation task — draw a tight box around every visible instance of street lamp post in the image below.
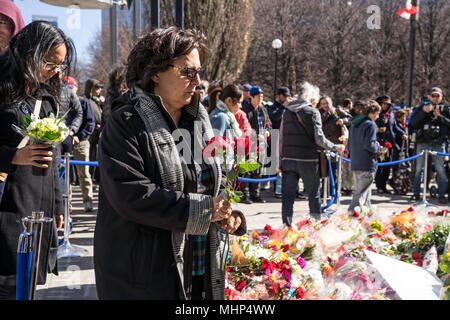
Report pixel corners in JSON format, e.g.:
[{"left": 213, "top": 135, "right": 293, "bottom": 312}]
[{"left": 272, "top": 39, "right": 282, "bottom": 102}]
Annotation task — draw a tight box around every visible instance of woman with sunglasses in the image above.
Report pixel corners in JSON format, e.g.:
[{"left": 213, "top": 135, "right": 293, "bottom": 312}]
[
  {"left": 0, "top": 21, "right": 75, "bottom": 299},
  {"left": 94, "top": 27, "right": 246, "bottom": 300}
]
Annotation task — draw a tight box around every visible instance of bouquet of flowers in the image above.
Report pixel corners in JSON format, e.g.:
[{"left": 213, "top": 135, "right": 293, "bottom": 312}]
[
  {"left": 203, "top": 135, "right": 261, "bottom": 270},
  {"left": 13, "top": 106, "right": 70, "bottom": 175}
]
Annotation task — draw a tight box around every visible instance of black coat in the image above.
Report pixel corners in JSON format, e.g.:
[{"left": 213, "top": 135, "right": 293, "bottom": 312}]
[
  {"left": 94, "top": 91, "right": 246, "bottom": 300},
  {"left": 0, "top": 87, "right": 62, "bottom": 287}
]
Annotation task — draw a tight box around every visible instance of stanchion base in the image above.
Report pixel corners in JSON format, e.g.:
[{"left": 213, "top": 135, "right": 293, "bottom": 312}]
[
  {"left": 57, "top": 241, "right": 89, "bottom": 258},
  {"left": 413, "top": 201, "right": 438, "bottom": 210},
  {"left": 322, "top": 208, "right": 336, "bottom": 217}
]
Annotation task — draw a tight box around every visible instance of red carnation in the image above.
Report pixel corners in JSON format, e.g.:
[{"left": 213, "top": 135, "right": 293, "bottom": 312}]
[
  {"left": 412, "top": 252, "right": 421, "bottom": 260},
  {"left": 281, "top": 244, "right": 291, "bottom": 252},
  {"left": 385, "top": 142, "right": 392, "bottom": 149},
  {"left": 295, "top": 287, "right": 306, "bottom": 299},
  {"left": 267, "top": 282, "right": 281, "bottom": 297},
  {"left": 351, "top": 211, "right": 360, "bottom": 218},
  {"left": 407, "top": 206, "right": 415, "bottom": 212},
  {"left": 235, "top": 279, "right": 247, "bottom": 292},
  {"left": 264, "top": 224, "right": 275, "bottom": 236}
]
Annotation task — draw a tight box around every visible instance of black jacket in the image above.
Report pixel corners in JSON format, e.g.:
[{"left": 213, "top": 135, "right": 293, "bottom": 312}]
[
  {"left": 94, "top": 90, "right": 246, "bottom": 300},
  {"left": 60, "top": 84, "right": 83, "bottom": 134},
  {"left": 280, "top": 100, "right": 338, "bottom": 162},
  {"left": 0, "top": 87, "right": 62, "bottom": 287},
  {"left": 242, "top": 103, "right": 271, "bottom": 135},
  {"left": 410, "top": 103, "right": 450, "bottom": 144},
  {"left": 267, "top": 100, "right": 285, "bottom": 130}
]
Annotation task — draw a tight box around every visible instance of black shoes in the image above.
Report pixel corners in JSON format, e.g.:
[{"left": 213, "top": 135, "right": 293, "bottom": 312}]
[
  {"left": 275, "top": 193, "right": 282, "bottom": 199},
  {"left": 251, "top": 196, "right": 266, "bottom": 203},
  {"left": 296, "top": 192, "right": 307, "bottom": 200},
  {"left": 377, "top": 188, "right": 391, "bottom": 194},
  {"left": 439, "top": 195, "right": 448, "bottom": 204},
  {"left": 240, "top": 196, "right": 253, "bottom": 204}
]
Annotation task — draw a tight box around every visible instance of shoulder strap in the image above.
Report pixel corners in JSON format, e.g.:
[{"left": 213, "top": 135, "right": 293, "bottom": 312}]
[
  {"left": 33, "top": 98, "right": 42, "bottom": 117},
  {"left": 295, "top": 111, "right": 314, "bottom": 139}
]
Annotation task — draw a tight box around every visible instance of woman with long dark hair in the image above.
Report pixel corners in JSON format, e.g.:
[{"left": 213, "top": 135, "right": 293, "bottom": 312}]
[{"left": 0, "top": 21, "right": 75, "bottom": 299}]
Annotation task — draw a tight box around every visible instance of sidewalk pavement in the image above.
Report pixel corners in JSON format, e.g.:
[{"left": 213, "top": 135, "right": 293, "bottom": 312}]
[{"left": 36, "top": 184, "right": 448, "bottom": 300}]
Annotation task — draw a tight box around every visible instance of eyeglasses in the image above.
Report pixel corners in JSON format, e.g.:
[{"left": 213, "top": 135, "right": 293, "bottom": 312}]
[
  {"left": 42, "top": 58, "right": 67, "bottom": 72},
  {"left": 431, "top": 94, "right": 441, "bottom": 98},
  {"left": 168, "top": 64, "right": 204, "bottom": 80}
]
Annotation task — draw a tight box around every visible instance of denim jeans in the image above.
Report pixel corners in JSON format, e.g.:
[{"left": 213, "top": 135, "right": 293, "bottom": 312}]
[
  {"left": 281, "top": 160, "right": 321, "bottom": 225},
  {"left": 413, "top": 142, "right": 447, "bottom": 196}
]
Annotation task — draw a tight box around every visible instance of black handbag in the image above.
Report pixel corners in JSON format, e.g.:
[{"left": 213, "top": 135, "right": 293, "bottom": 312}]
[{"left": 295, "top": 112, "right": 329, "bottom": 178}]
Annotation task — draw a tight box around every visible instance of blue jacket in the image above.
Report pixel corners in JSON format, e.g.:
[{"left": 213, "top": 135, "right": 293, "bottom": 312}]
[
  {"left": 348, "top": 115, "right": 381, "bottom": 172},
  {"left": 209, "top": 107, "right": 230, "bottom": 137},
  {"left": 76, "top": 97, "right": 96, "bottom": 141}
]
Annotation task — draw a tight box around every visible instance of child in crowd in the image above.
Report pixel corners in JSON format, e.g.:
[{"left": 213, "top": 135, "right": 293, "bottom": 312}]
[{"left": 347, "top": 100, "right": 388, "bottom": 214}]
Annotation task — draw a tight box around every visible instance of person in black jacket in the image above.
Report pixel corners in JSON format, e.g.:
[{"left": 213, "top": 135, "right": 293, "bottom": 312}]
[
  {"left": 279, "top": 82, "right": 345, "bottom": 225},
  {"left": 241, "top": 86, "right": 272, "bottom": 203},
  {"left": 62, "top": 77, "right": 96, "bottom": 212},
  {"left": 374, "top": 95, "right": 395, "bottom": 194},
  {"left": 0, "top": 21, "right": 74, "bottom": 299},
  {"left": 59, "top": 76, "right": 83, "bottom": 155},
  {"left": 94, "top": 27, "right": 246, "bottom": 300},
  {"left": 410, "top": 87, "right": 450, "bottom": 204}
]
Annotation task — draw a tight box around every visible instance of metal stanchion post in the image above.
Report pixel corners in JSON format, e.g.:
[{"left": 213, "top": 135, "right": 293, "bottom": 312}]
[
  {"left": 57, "top": 153, "right": 89, "bottom": 258},
  {"left": 415, "top": 149, "right": 437, "bottom": 209},
  {"left": 19, "top": 211, "right": 53, "bottom": 300},
  {"left": 16, "top": 219, "right": 33, "bottom": 300},
  {"left": 336, "top": 152, "right": 343, "bottom": 211},
  {"left": 322, "top": 152, "right": 335, "bottom": 216}
]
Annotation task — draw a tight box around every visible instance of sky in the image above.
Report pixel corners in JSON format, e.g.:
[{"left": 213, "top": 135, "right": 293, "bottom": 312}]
[{"left": 12, "top": 0, "right": 103, "bottom": 64}]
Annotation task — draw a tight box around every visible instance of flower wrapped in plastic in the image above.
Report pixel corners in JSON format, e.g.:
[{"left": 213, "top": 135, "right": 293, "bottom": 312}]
[{"left": 13, "top": 106, "right": 70, "bottom": 176}]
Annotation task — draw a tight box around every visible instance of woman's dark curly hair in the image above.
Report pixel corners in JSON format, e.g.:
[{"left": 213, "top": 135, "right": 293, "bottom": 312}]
[
  {"left": 109, "top": 65, "right": 129, "bottom": 98},
  {"left": 126, "top": 27, "right": 207, "bottom": 93},
  {"left": 0, "top": 21, "right": 76, "bottom": 106}
]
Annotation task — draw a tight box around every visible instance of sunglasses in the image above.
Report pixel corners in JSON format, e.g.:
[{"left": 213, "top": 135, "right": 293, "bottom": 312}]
[
  {"left": 43, "top": 58, "right": 67, "bottom": 72},
  {"left": 169, "top": 64, "right": 204, "bottom": 80},
  {"left": 431, "top": 94, "right": 441, "bottom": 98}
]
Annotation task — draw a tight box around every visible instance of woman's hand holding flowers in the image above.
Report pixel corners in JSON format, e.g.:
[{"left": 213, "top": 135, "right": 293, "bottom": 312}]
[
  {"left": 221, "top": 211, "right": 242, "bottom": 234},
  {"left": 12, "top": 144, "right": 53, "bottom": 168},
  {"left": 211, "top": 197, "right": 233, "bottom": 222}
]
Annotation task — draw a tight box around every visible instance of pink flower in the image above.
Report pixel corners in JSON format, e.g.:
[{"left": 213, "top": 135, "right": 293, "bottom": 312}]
[
  {"left": 297, "top": 257, "right": 306, "bottom": 269},
  {"left": 202, "top": 136, "right": 230, "bottom": 158},
  {"left": 282, "top": 269, "right": 291, "bottom": 282}
]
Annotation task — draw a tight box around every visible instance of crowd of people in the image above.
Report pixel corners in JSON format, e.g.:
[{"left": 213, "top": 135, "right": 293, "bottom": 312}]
[{"left": 0, "top": 0, "right": 449, "bottom": 300}]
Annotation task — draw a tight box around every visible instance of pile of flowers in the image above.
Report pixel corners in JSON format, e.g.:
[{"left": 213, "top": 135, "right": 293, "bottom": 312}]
[{"left": 225, "top": 206, "right": 449, "bottom": 300}]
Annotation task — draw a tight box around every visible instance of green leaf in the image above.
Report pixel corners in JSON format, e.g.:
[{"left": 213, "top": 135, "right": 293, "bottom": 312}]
[
  {"left": 237, "top": 162, "right": 261, "bottom": 174},
  {"left": 22, "top": 116, "right": 31, "bottom": 126},
  {"left": 230, "top": 191, "right": 244, "bottom": 198}
]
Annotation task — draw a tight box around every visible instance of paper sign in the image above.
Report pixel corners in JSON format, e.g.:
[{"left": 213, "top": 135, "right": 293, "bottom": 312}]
[{"left": 364, "top": 250, "right": 443, "bottom": 300}]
